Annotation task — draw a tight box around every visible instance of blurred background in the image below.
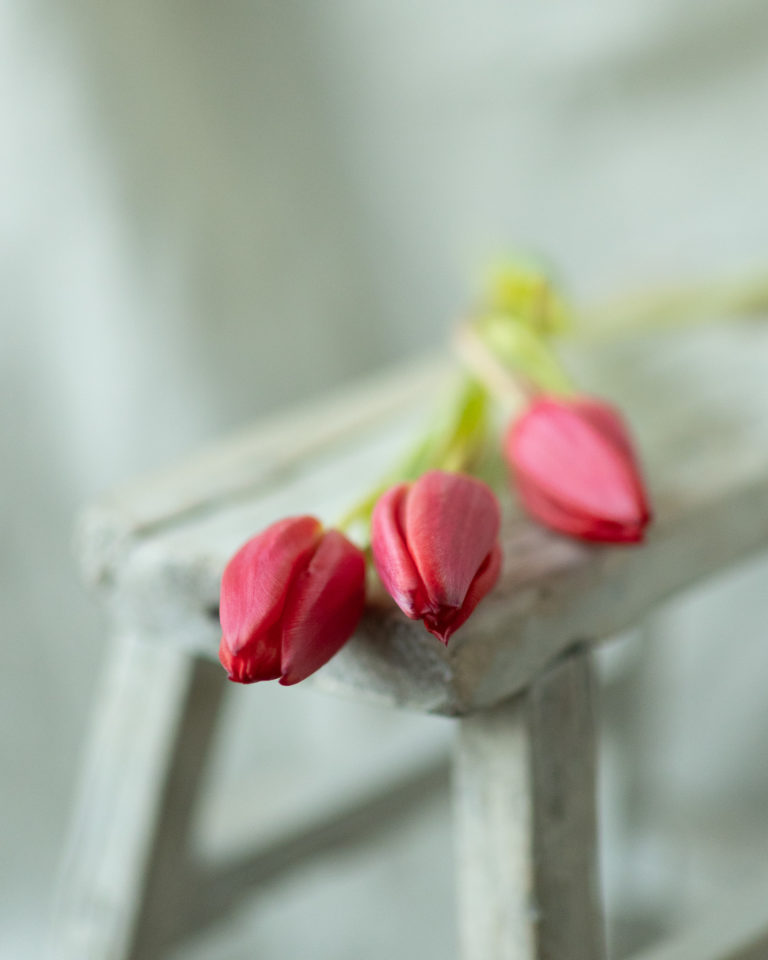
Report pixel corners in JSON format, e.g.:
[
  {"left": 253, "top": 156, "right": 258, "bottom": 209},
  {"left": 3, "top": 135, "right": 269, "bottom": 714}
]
[{"left": 3, "top": 1, "right": 768, "bottom": 957}]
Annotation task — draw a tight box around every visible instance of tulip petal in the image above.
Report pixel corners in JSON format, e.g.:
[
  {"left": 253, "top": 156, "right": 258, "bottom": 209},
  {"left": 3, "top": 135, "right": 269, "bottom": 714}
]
[
  {"left": 424, "top": 542, "right": 503, "bottom": 643},
  {"left": 510, "top": 399, "right": 645, "bottom": 527},
  {"left": 279, "top": 530, "right": 367, "bottom": 686},
  {"left": 219, "top": 625, "right": 282, "bottom": 683},
  {"left": 571, "top": 398, "right": 651, "bottom": 522},
  {"left": 404, "top": 470, "right": 501, "bottom": 611},
  {"left": 219, "top": 515, "right": 322, "bottom": 677},
  {"left": 371, "top": 484, "right": 430, "bottom": 619},
  {"left": 517, "top": 475, "right": 645, "bottom": 543},
  {"left": 570, "top": 398, "right": 636, "bottom": 462}
]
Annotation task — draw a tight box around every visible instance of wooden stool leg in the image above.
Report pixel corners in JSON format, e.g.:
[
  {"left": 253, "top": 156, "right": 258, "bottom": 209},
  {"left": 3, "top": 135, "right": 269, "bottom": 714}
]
[
  {"left": 454, "top": 646, "right": 605, "bottom": 960},
  {"left": 49, "top": 632, "right": 225, "bottom": 960}
]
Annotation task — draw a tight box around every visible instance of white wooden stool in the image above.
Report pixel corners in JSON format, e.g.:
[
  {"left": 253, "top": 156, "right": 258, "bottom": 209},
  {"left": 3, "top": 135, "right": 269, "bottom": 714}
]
[{"left": 51, "top": 321, "right": 768, "bottom": 960}]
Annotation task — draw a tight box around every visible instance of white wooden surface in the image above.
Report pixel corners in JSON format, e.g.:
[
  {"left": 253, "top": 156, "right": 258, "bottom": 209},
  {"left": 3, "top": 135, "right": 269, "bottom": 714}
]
[
  {"left": 78, "top": 320, "right": 768, "bottom": 715},
  {"left": 454, "top": 648, "right": 604, "bottom": 960},
  {"left": 49, "top": 633, "right": 203, "bottom": 960}
]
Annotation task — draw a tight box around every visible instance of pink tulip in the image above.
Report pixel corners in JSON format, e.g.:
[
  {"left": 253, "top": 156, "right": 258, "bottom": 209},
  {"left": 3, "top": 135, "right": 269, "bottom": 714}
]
[
  {"left": 371, "top": 470, "right": 502, "bottom": 644},
  {"left": 219, "top": 516, "right": 366, "bottom": 685},
  {"left": 506, "top": 396, "right": 651, "bottom": 543}
]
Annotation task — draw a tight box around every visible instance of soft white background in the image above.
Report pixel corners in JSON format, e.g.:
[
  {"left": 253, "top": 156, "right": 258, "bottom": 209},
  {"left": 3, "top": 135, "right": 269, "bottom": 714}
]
[{"left": 3, "top": 1, "right": 768, "bottom": 957}]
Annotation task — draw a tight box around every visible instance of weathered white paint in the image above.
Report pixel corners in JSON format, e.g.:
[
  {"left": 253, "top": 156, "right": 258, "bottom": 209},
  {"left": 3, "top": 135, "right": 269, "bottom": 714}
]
[
  {"left": 78, "top": 321, "right": 768, "bottom": 715},
  {"left": 48, "top": 633, "right": 200, "bottom": 960},
  {"left": 454, "top": 648, "right": 605, "bottom": 960},
  {"left": 454, "top": 692, "right": 537, "bottom": 960}
]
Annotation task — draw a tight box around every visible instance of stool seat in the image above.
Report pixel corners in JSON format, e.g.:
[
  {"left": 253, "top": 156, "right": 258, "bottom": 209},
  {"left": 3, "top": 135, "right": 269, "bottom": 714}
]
[{"left": 79, "top": 320, "right": 768, "bottom": 714}]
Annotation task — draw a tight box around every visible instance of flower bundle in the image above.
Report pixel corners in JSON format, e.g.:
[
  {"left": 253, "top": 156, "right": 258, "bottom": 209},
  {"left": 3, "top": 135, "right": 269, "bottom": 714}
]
[{"left": 219, "top": 261, "right": 652, "bottom": 685}]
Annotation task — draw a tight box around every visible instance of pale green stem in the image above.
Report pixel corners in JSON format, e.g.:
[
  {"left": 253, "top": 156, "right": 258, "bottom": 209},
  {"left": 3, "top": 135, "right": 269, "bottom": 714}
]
[
  {"left": 464, "top": 313, "right": 576, "bottom": 398},
  {"left": 336, "top": 374, "right": 491, "bottom": 540},
  {"left": 576, "top": 271, "right": 768, "bottom": 341}
]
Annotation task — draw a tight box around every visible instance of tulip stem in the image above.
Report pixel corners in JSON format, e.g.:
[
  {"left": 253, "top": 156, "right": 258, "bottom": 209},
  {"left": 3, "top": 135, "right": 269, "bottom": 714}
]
[
  {"left": 452, "top": 324, "right": 532, "bottom": 410},
  {"left": 455, "top": 314, "right": 576, "bottom": 400},
  {"left": 479, "top": 258, "right": 768, "bottom": 345},
  {"left": 577, "top": 270, "right": 768, "bottom": 341},
  {"left": 336, "top": 374, "right": 494, "bottom": 542}
]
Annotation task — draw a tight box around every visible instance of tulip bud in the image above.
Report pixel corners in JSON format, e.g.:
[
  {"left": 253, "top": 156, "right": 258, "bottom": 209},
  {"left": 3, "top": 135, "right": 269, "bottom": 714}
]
[
  {"left": 506, "top": 396, "right": 651, "bottom": 543},
  {"left": 371, "top": 470, "right": 502, "bottom": 644},
  {"left": 219, "top": 516, "right": 366, "bottom": 685}
]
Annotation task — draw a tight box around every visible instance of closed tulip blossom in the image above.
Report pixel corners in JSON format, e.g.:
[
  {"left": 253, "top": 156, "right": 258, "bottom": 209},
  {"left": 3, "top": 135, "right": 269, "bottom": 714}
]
[
  {"left": 506, "top": 396, "right": 651, "bottom": 543},
  {"left": 371, "top": 470, "right": 502, "bottom": 644},
  {"left": 219, "top": 516, "right": 366, "bottom": 685}
]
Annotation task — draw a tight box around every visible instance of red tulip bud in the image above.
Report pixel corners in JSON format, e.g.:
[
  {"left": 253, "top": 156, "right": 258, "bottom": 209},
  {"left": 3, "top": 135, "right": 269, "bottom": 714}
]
[
  {"left": 371, "top": 470, "right": 502, "bottom": 644},
  {"left": 506, "top": 396, "right": 651, "bottom": 543},
  {"left": 219, "top": 517, "right": 366, "bottom": 685}
]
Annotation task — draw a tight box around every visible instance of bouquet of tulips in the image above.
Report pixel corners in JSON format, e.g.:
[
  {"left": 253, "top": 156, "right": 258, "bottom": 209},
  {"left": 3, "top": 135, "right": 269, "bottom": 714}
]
[{"left": 219, "top": 262, "right": 652, "bottom": 686}]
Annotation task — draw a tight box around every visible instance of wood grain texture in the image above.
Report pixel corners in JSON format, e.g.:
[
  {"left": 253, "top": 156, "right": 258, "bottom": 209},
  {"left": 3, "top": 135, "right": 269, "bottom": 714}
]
[
  {"left": 454, "top": 693, "right": 536, "bottom": 960},
  {"left": 528, "top": 649, "right": 604, "bottom": 960},
  {"left": 454, "top": 648, "right": 605, "bottom": 960},
  {"left": 77, "top": 321, "right": 768, "bottom": 714},
  {"left": 48, "top": 634, "right": 201, "bottom": 960}
]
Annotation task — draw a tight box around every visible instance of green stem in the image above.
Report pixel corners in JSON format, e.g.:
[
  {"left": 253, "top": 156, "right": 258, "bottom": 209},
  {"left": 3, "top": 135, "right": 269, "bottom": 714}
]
[
  {"left": 577, "top": 271, "right": 768, "bottom": 341},
  {"left": 336, "top": 374, "right": 492, "bottom": 539},
  {"left": 468, "top": 313, "right": 576, "bottom": 397},
  {"left": 480, "top": 258, "right": 768, "bottom": 343}
]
